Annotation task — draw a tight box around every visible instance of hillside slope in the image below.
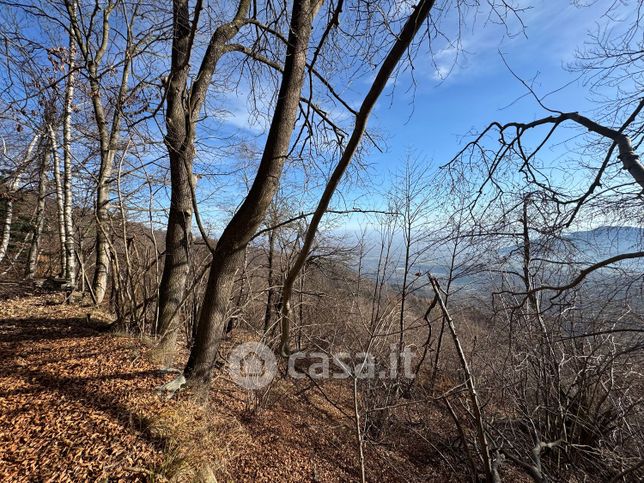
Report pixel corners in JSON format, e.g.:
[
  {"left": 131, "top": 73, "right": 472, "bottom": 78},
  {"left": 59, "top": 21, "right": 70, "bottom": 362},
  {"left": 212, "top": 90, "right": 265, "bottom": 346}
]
[{"left": 0, "top": 284, "right": 483, "bottom": 482}]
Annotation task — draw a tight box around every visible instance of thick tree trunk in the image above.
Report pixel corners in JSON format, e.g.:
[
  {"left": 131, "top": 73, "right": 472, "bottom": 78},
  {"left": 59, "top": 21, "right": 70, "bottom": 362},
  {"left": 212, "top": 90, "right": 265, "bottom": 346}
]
[
  {"left": 184, "top": 0, "right": 322, "bottom": 387},
  {"left": 156, "top": 149, "right": 194, "bottom": 354},
  {"left": 25, "top": 144, "right": 49, "bottom": 279},
  {"left": 0, "top": 135, "right": 39, "bottom": 264},
  {"left": 279, "top": 0, "right": 435, "bottom": 355},
  {"left": 156, "top": 0, "right": 250, "bottom": 356},
  {"left": 155, "top": 0, "right": 197, "bottom": 356}
]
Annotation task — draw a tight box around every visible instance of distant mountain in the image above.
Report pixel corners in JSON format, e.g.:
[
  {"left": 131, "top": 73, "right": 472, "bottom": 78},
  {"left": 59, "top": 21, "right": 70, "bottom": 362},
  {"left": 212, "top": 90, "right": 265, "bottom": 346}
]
[
  {"left": 343, "top": 225, "right": 643, "bottom": 292},
  {"left": 564, "top": 226, "right": 643, "bottom": 260}
]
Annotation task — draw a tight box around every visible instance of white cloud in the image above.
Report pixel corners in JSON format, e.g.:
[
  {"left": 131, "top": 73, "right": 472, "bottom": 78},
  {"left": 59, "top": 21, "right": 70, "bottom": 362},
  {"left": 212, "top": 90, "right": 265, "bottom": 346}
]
[{"left": 416, "top": 0, "right": 619, "bottom": 85}]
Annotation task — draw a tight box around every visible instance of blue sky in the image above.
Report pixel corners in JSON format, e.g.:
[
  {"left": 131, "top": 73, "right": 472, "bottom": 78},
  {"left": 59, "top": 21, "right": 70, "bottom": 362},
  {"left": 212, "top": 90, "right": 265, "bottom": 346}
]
[
  {"left": 0, "top": 0, "right": 637, "bottom": 259},
  {"left": 3, "top": 0, "right": 623, "bottom": 234},
  {"left": 365, "top": 0, "right": 619, "bottom": 178},
  {"left": 202, "top": 0, "right": 628, "bottom": 230}
]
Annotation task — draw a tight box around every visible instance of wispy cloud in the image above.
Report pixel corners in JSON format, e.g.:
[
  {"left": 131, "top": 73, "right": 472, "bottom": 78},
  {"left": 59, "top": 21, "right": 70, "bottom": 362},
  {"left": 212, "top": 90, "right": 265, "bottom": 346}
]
[
  {"left": 213, "top": 87, "right": 271, "bottom": 135},
  {"left": 419, "top": 0, "right": 619, "bottom": 85}
]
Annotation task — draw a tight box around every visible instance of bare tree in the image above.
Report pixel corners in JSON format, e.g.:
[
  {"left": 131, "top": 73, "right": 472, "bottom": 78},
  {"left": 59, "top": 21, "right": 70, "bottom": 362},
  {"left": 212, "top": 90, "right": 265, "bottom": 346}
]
[
  {"left": 181, "top": 0, "right": 323, "bottom": 388},
  {"left": 389, "top": 158, "right": 432, "bottom": 382},
  {"left": 279, "top": 0, "right": 437, "bottom": 355},
  {"left": 25, "top": 137, "right": 50, "bottom": 278},
  {"left": 48, "top": 124, "right": 66, "bottom": 278},
  {"left": 61, "top": 33, "right": 77, "bottom": 287},
  {"left": 64, "top": 0, "right": 150, "bottom": 303},
  {"left": 0, "top": 134, "right": 39, "bottom": 264},
  {"left": 156, "top": 0, "right": 252, "bottom": 357}
]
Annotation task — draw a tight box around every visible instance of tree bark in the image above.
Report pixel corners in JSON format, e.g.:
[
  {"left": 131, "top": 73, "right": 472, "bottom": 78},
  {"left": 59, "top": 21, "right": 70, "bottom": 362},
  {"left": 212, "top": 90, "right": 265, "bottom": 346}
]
[
  {"left": 65, "top": 0, "right": 131, "bottom": 303},
  {"left": 156, "top": 0, "right": 251, "bottom": 357},
  {"left": 0, "top": 188, "right": 16, "bottom": 265},
  {"left": 156, "top": 0, "right": 197, "bottom": 355},
  {"left": 48, "top": 124, "right": 67, "bottom": 277},
  {"left": 62, "top": 37, "right": 77, "bottom": 287},
  {"left": 0, "top": 135, "right": 39, "bottom": 264},
  {"left": 25, "top": 142, "right": 49, "bottom": 279},
  {"left": 183, "top": 0, "right": 322, "bottom": 387},
  {"left": 279, "top": 0, "right": 436, "bottom": 355},
  {"left": 263, "top": 224, "right": 276, "bottom": 332},
  {"left": 91, "top": 144, "right": 113, "bottom": 304}
]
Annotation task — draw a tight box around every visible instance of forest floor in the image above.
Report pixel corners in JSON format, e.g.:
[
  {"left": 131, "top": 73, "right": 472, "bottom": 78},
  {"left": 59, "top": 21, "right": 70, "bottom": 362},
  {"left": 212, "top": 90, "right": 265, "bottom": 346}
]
[{"left": 0, "top": 283, "right": 470, "bottom": 482}]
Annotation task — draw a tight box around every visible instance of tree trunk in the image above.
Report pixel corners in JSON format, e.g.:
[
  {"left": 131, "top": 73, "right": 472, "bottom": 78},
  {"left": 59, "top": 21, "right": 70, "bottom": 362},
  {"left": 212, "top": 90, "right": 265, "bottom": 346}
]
[
  {"left": 62, "top": 38, "right": 77, "bottom": 287},
  {"left": 156, "top": 148, "right": 194, "bottom": 354},
  {"left": 397, "top": 216, "right": 412, "bottom": 378},
  {"left": 263, "top": 227, "right": 276, "bottom": 332},
  {"left": 156, "top": 0, "right": 251, "bottom": 356},
  {"left": 183, "top": 0, "right": 322, "bottom": 387},
  {"left": 65, "top": 0, "right": 128, "bottom": 304},
  {"left": 0, "top": 135, "right": 39, "bottom": 264},
  {"left": 0, "top": 190, "right": 16, "bottom": 265},
  {"left": 155, "top": 0, "right": 193, "bottom": 353},
  {"left": 279, "top": 0, "right": 436, "bottom": 355},
  {"left": 48, "top": 124, "right": 67, "bottom": 277},
  {"left": 25, "top": 143, "right": 49, "bottom": 279},
  {"left": 91, "top": 147, "right": 113, "bottom": 304},
  {"left": 429, "top": 276, "right": 494, "bottom": 481},
  {"left": 86, "top": 62, "right": 120, "bottom": 304}
]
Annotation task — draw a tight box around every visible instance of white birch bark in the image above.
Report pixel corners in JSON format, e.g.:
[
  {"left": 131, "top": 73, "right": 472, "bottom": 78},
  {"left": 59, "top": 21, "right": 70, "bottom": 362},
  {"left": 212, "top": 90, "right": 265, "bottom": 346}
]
[
  {"left": 0, "top": 134, "right": 39, "bottom": 264},
  {"left": 62, "top": 22, "right": 77, "bottom": 287},
  {"left": 48, "top": 124, "right": 67, "bottom": 277}
]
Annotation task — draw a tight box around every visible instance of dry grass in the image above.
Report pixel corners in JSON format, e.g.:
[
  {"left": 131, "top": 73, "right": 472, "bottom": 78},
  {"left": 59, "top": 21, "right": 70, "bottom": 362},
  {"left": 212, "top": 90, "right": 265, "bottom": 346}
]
[{"left": 148, "top": 398, "right": 249, "bottom": 482}]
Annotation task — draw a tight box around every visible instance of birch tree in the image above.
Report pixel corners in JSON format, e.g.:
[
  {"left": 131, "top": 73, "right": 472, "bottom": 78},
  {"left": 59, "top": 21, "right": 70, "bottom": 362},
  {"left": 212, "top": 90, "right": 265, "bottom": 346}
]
[
  {"left": 48, "top": 124, "right": 66, "bottom": 278},
  {"left": 61, "top": 34, "right": 77, "bottom": 287},
  {"left": 25, "top": 137, "right": 49, "bottom": 278},
  {"left": 63, "top": 0, "right": 151, "bottom": 303},
  {"left": 0, "top": 135, "right": 39, "bottom": 264}
]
